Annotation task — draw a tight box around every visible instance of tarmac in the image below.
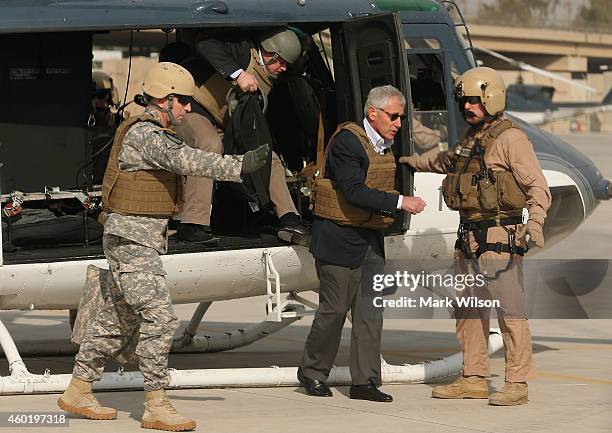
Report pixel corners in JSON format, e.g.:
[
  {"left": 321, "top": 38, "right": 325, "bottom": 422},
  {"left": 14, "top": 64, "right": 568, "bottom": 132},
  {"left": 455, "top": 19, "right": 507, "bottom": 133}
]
[{"left": 0, "top": 133, "right": 611, "bottom": 433}]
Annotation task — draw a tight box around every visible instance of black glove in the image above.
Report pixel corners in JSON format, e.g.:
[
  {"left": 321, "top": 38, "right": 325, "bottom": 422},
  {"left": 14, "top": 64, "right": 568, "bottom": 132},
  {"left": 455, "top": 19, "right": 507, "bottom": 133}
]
[{"left": 241, "top": 143, "right": 270, "bottom": 175}]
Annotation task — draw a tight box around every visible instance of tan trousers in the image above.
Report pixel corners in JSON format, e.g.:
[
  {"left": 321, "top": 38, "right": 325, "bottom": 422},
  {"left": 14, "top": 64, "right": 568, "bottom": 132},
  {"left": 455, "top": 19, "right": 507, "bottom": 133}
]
[
  {"left": 174, "top": 112, "right": 298, "bottom": 226},
  {"left": 455, "top": 225, "right": 533, "bottom": 383}
]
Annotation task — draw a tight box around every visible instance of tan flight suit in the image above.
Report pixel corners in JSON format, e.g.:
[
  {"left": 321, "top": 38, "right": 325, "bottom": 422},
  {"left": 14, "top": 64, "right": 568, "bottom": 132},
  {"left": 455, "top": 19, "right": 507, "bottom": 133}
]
[
  {"left": 175, "top": 49, "right": 298, "bottom": 226},
  {"left": 406, "top": 115, "right": 551, "bottom": 383}
]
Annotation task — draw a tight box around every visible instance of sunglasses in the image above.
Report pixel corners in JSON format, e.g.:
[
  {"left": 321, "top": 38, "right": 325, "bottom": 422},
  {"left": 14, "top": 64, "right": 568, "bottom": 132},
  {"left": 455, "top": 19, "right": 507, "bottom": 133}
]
[
  {"left": 375, "top": 107, "right": 406, "bottom": 122},
  {"left": 175, "top": 95, "right": 192, "bottom": 105},
  {"left": 94, "top": 89, "right": 111, "bottom": 100},
  {"left": 461, "top": 96, "right": 481, "bottom": 105}
]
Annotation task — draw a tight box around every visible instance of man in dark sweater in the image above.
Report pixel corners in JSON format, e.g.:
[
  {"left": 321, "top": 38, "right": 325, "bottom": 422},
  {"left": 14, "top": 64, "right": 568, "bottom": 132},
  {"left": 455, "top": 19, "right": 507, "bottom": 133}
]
[
  {"left": 298, "top": 85, "right": 427, "bottom": 402},
  {"left": 162, "top": 29, "right": 309, "bottom": 244}
]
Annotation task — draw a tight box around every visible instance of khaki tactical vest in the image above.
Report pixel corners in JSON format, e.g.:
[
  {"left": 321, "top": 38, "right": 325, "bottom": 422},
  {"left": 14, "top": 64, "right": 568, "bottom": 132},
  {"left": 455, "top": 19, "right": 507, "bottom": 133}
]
[
  {"left": 102, "top": 114, "right": 183, "bottom": 218},
  {"left": 193, "top": 48, "right": 273, "bottom": 129},
  {"left": 312, "top": 122, "right": 398, "bottom": 229},
  {"left": 441, "top": 118, "right": 527, "bottom": 221}
]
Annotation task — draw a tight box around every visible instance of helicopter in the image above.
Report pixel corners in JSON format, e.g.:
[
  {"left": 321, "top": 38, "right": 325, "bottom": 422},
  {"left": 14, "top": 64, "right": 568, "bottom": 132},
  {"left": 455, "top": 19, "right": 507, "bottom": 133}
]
[
  {"left": 474, "top": 45, "right": 612, "bottom": 126},
  {"left": 505, "top": 82, "right": 612, "bottom": 126},
  {"left": 0, "top": 0, "right": 610, "bottom": 394}
]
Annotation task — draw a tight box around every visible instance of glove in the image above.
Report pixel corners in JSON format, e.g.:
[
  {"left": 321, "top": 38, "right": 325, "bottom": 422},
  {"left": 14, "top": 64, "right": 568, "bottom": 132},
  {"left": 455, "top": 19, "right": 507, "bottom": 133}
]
[
  {"left": 399, "top": 155, "right": 417, "bottom": 169},
  {"left": 517, "top": 220, "right": 544, "bottom": 248},
  {"left": 241, "top": 144, "right": 269, "bottom": 175}
]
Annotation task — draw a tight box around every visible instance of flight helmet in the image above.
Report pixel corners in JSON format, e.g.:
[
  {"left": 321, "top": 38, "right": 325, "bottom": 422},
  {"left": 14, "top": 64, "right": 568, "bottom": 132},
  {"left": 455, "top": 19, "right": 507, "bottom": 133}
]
[
  {"left": 454, "top": 67, "right": 506, "bottom": 116},
  {"left": 92, "top": 71, "right": 119, "bottom": 106}
]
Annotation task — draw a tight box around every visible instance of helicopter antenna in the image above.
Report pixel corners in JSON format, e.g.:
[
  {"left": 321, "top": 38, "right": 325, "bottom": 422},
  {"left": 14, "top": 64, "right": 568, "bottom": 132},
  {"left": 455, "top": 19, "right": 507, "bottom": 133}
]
[
  {"left": 118, "top": 30, "right": 134, "bottom": 118},
  {"left": 440, "top": 1, "right": 478, "bottom": 65}
]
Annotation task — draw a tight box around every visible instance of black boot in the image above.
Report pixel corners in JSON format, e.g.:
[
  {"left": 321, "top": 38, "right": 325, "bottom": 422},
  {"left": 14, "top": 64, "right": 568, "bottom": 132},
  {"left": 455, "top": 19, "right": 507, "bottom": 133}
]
[
  {"left": 277, "top": 213, "right": 310, "bottom": 246},
  {"left": 349, "top": 379, "right": 393, "bottom": 402},
  {"left": 177, "top": 223, "right": 214, "bottom": 243}
]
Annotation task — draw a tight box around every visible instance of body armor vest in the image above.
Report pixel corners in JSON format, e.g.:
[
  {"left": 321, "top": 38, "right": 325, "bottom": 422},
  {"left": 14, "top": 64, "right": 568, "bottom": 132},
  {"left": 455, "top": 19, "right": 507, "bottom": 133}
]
[
  {"left": 102, "top": 115, "right": 183, "bottom": 218},
  {"left": 441, "top": 118, "right": 527, "bottom": 222},
  {"left": 193, "top": 48, "right": 273, "bottom": 129},
  {"left": 312, "top": 122, "right": 398, "bottom": 229}
]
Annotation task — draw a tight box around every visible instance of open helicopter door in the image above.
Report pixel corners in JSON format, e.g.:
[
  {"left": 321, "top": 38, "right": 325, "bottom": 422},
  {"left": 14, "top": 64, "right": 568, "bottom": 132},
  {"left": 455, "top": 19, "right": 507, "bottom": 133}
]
[{"left": 331, "top": 11, "right": 413, "bottom": 231}]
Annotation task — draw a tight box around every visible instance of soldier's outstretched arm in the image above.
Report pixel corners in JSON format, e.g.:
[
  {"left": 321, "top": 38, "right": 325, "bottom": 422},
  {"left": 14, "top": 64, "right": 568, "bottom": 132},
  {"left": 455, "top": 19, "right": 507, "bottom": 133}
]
[
  {"left": 399, "top": 148, "right": 455, "bottom": 174},
  {"left": 120, "top": 123, "right": 270, "bottom": 180},
  {"left": 120, "top": 123, "right": 244, "bottom": 181}
]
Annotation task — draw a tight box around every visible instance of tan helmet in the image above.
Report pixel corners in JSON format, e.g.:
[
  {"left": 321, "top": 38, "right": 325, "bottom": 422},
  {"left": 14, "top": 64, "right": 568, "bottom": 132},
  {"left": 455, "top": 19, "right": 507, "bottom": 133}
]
[
  {"left": 454, "top": 67, "right": 506, "bottom": 116},
  {"left": 258, "top": 28, "right": 301, "bottom": 64},
  {"left": 92, "top": 71, "right": 119, "bottom": 106},
  {"left": 142, "top": 62, "right": 195, "bottom": 99}
]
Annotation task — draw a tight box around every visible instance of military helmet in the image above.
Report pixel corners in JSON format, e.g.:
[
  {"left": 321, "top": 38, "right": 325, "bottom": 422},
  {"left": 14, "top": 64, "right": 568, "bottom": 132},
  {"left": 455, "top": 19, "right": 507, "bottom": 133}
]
[
  {"left": 258, "top": 28, "right": 301, "bottom": 65},
  {"left": 454, "top": 67, "right": 506, "bottom": 116},
  {"left": 92, "top": 71, "right": 119, "bottom": 106},
  {"left": 142, "top": 62, "right": 195, "bottom": 99}
]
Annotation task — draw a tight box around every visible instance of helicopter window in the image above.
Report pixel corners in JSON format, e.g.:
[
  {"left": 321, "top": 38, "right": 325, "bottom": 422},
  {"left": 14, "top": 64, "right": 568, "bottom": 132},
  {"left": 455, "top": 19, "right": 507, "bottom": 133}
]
[
  {"left": 404, "top": 38, "right": 440, "bottom": 50},
  {"left": 406, "top": 41, "right": 448, "bottom": 155},
  {"left": 448, "top": 60, "right": 469, "bottom": 134}
]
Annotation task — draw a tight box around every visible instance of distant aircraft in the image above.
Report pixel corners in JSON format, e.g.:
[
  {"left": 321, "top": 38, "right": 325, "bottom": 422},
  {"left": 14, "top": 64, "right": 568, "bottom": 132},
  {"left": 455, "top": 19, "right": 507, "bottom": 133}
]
[
  {"left": 506, "top": 83, "right": 612, "bottom": 126},
  {"left": 475, "top": 46, "right": 612, "bottom": 126}
]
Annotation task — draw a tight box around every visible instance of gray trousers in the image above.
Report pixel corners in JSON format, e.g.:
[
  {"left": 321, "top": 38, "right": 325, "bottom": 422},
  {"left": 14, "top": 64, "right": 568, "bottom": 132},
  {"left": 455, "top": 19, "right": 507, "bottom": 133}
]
[{"left": 300, "top": 246, "right": 384, "bottom": 386}]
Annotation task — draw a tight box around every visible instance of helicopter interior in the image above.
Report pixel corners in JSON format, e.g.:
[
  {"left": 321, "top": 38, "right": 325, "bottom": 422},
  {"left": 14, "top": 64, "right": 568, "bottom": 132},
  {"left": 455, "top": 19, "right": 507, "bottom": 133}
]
[
  {"left": 0, "top": 19, "right": 420, "bottom": 264},
  {"left": 405, "top": 37, "right": 452, "bottom": 154}
]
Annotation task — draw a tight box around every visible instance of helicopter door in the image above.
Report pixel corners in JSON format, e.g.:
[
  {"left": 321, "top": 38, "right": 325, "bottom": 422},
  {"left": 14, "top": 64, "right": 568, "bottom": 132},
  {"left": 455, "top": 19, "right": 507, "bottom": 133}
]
[{"left": 331, "top": 11, "right": 413, "bottom": 231}]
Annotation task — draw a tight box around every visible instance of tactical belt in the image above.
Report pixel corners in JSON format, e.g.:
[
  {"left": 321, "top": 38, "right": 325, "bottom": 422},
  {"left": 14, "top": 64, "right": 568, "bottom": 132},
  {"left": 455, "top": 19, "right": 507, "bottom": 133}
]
[
  {"left": 458, "top": 216, "right": 523, "bottom": 232},
  {"left": 456, "top": 215, "right": 526, "bottom": 258},
  {"left": 454, "top": 239, "right": 525, "bottom": 257},
  {"left": 455, "top": 214, "right": 526, "bottom": 281}
]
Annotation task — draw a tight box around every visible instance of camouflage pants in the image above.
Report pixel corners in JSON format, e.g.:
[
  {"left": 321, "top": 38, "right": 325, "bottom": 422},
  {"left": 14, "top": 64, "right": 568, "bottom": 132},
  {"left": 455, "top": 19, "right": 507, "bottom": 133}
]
[{"left": 73, "top": 234, "right": 179, "bottom": 391}]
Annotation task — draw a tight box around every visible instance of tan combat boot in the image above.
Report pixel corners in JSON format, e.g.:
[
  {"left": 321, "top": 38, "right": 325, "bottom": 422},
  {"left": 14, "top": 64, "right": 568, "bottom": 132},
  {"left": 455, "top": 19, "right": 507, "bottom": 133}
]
[
  {"left": 432, "top": 375, "right": 488, "bottom": 399},
  {"left": 57, "top": 377, "right": 117, "bottom": 420},
  {"left": 141, "top": 389, "right": 196, "bottom": 431},
  {"left": 489, "top": 382, "right": 528, "bottom": 406}
]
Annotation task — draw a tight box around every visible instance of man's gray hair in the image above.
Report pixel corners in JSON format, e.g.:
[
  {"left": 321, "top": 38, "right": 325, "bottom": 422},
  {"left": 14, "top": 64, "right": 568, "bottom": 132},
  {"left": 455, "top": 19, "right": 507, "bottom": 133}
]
[{"left": 363, "top": 85, "right": 406, "bottom": 117}]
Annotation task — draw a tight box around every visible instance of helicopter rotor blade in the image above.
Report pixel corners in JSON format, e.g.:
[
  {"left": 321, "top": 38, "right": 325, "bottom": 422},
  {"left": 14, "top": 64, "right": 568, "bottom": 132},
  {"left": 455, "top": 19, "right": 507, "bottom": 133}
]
[{"left": 475, "top": 46, "right": 598, "bottom": 93}]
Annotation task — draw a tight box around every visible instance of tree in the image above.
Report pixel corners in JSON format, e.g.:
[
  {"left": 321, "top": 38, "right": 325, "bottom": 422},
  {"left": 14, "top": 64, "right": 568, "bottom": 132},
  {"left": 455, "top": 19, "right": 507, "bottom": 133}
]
[
  {"left": 474, "top": 0, "right": 559, "bottom": 28},
  {"left": 576, "top": 0, "right": 612, "bottom": 30}
]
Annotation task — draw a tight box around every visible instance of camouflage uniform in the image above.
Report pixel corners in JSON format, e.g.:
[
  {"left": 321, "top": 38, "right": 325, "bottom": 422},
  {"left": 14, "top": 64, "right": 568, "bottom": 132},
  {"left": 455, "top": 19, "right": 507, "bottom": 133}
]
[{"left": 73, "top": 107, "right": 243, "bottom": 392}]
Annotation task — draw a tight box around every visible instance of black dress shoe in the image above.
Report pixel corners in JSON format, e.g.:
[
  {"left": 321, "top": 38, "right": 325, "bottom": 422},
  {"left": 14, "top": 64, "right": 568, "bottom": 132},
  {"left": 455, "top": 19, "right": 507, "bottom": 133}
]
[
  {"left": 297, "top": 368, "right": 332, "bottom": 397},
  {"left": 350, "top": 381, "right": 393, "bottom": 402},
  {"left": 177, "top": 223, "right": 214, "bottom": 243},
  {"left": 277, "top": 213, "right": 310, "bottom": 246}
]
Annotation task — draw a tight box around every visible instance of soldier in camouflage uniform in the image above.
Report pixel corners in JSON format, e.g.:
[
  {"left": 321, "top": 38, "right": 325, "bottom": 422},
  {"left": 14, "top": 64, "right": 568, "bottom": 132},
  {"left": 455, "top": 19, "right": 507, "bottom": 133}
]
[{"left": 58, "top": 62, "right": 269, "bottom": 431}]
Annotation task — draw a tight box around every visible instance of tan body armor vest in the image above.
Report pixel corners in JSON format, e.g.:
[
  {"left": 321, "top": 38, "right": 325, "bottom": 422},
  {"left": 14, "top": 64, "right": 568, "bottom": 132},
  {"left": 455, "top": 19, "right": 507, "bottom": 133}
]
[
  {"left": 193, "top": 48, "right": 273, "bottom": 129},
  {"left": 312, "top": 123, "right": 398, "bottom": 229},
  {"left": 102, "top": 115, "right": 183, "bottom": 218},
  {"left": 441, "top": 119, "right": 527, "bottom": 221}
]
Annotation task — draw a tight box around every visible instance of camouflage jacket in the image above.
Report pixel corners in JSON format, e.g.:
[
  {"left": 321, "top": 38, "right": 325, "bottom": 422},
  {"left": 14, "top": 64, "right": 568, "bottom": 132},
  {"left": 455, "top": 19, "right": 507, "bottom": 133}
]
[{"left": 104, "top": 107, "right": 243, "bottom": 253}]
